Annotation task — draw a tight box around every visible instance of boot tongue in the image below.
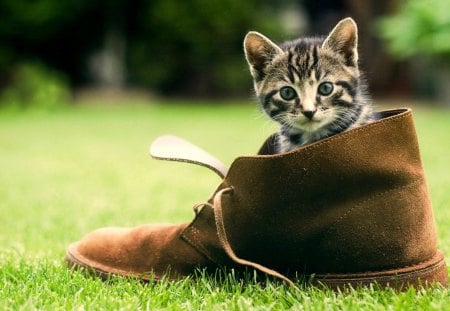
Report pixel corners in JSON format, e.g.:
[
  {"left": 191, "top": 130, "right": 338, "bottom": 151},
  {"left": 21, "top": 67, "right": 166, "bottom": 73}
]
[
  {"left": 150, "top": 134, "right": 279, "bottom": 177},
  {"left": 150, "top": 135, "right": 229, "bottom": 178}
]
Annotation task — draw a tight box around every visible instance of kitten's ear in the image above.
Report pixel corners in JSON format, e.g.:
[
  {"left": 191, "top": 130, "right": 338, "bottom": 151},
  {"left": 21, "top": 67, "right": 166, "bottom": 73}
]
[
  {"left": 244, "top": 31, "right": 283, "bottom": 80},
  {"left": 322, "top": 18, "right": 358, "bottom": 66}
]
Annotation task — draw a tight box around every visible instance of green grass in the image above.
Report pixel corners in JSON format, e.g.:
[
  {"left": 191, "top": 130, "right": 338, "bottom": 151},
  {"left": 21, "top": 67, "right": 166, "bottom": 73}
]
[{"left": 1, "top": 100, "right": 449, "bottom": 310}]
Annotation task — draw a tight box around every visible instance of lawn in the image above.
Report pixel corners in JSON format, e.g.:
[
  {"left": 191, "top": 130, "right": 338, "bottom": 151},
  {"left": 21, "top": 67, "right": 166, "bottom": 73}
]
[{"left": 1, "top": 100, "right": 449, "bottom": 309}]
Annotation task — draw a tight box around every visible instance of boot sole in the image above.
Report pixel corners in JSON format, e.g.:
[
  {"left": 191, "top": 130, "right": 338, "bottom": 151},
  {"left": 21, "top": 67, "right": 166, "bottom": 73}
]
[
  {"left": 66, "top": 242, "right": 161, "bottom": 281},
  {"left": 66, "top": 243, "right": 447, "bottom": 289},
  {"left": 312, "top": 251, "right": 448, "bottom": 289}
]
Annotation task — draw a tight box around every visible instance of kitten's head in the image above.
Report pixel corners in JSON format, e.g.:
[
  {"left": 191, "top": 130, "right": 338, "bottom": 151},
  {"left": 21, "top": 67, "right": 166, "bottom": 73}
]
[{"left": 244, "top": 18, "right": 364, "bottom": 133}]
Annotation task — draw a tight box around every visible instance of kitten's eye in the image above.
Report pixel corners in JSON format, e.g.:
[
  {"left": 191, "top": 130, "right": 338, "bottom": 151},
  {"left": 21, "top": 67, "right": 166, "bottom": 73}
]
[
  {"left": 318, "top": 82, "right": 334, "bottom": 96},
  {"left": 279, "top": 87, "right": 297, "bottom": 100}
]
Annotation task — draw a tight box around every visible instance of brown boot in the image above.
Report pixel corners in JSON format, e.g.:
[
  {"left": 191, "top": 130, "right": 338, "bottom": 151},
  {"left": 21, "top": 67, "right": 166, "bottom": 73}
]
[{"left": 66, "top": 108, "right": 448, "bottom": 288}]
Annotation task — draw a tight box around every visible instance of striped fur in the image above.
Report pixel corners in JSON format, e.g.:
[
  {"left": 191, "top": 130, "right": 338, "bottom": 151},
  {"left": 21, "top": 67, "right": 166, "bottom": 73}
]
[{"left": 244, "top": 18, "right": 375, "bottom": 153}]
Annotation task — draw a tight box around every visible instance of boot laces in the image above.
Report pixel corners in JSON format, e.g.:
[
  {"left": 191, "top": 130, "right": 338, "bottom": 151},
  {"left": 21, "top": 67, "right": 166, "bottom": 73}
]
[{"left": 211, "top": 187, "right": 296, "bottom": 287}]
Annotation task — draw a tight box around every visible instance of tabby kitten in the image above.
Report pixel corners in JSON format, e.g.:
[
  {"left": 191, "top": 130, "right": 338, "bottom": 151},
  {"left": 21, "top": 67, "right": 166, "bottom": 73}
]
[{"left": 244, "top": 18, "right": 375, "bottom": 153}]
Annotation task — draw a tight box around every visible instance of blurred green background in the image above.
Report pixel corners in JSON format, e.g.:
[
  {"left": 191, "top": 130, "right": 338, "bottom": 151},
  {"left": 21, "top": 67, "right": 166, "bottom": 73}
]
[
  {"left": 0, "top": 2, "right": 450, "bottom": 308},
  {"left": 0, "top": 0, "right": 449, "bottom": 110}
]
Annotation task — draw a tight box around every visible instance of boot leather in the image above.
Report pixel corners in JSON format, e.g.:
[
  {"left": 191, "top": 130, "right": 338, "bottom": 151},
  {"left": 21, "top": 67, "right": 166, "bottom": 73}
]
[{"left": 67, "top": 108, "right": 448, "bottom": 288}]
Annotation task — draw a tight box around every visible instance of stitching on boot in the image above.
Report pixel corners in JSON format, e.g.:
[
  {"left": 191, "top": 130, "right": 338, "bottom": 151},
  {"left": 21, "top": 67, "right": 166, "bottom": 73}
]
[
  {"left": 315, "top": 261, "right": 444, "bottom": 284},
  {"left": 230, "top": 110, "right": 412, "bottom": 167},
  {"left": 391, "top": 253, "right": 445, "bottom": 273},
  {"left": 312, "top": 110, "right": 411, "bottom": 148},
  {"left": 322, "top": 178, "right": 435, "bottom": 274},
  {"left": 328, "top": 178, "right": 423, "bottom": 230},
  {"left": 316, "top": 251, "right": 445, "bottom": 278},
  {"left": 364, "top": 252, "right": 445, "bottom": 275},
  {"left": 181, "top": 227, "right": 218, "bottom": 264},
  {"left": 288, "top": 110, "right": 413, "bottom": 154}
]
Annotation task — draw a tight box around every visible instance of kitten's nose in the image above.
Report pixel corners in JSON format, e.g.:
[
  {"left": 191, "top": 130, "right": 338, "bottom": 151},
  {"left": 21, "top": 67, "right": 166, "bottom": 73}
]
[{"left": 302, "top": 110, "right": 316, "bottom": 120}]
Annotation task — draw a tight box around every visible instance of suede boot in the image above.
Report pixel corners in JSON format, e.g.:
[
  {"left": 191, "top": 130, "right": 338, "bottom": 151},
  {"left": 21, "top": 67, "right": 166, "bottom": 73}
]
[{"left": 66, "top": 108, "right": 448, "bottom": 288}]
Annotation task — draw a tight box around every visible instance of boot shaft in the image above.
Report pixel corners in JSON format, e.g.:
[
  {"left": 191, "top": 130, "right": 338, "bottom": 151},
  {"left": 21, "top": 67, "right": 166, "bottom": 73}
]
[{"left": 186, "top": 109, "right": 438, "bottom": 274}]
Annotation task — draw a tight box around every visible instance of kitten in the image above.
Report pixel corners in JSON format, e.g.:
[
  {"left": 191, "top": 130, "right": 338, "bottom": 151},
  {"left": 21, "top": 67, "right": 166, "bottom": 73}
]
[{"left": 244, "top": 18, "right": 375, "bottom": 153}]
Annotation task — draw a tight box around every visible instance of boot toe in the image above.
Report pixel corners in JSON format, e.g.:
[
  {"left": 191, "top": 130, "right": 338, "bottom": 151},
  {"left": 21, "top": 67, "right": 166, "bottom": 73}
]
[
  {"left": 66, "top": 224, "right": 214, "bottom": 280},
  {"left": 67, "top": 226, "right": 150, "bottom": 278}
]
